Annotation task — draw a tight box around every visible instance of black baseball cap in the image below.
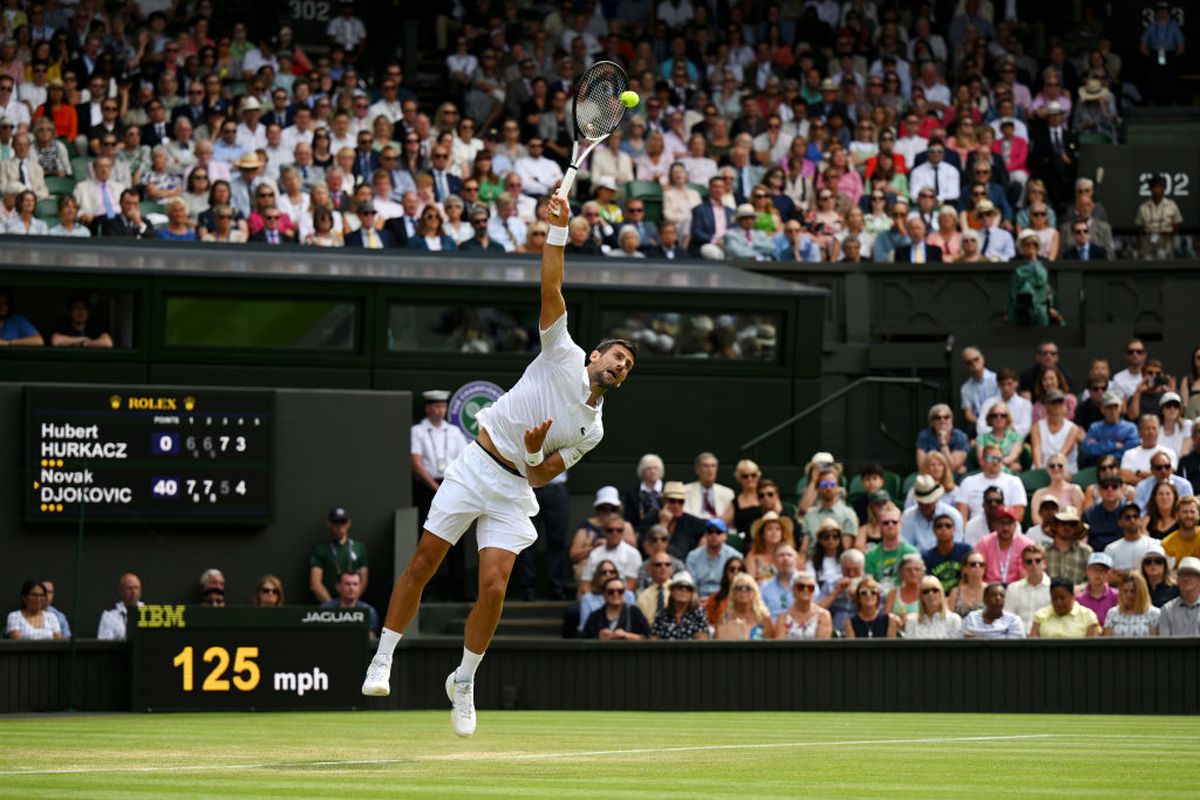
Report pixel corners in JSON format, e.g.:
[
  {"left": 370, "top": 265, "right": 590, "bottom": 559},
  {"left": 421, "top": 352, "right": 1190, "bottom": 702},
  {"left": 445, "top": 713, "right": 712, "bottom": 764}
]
[{"left": 328, "top": 507, "right": 351, "bottom": 522}]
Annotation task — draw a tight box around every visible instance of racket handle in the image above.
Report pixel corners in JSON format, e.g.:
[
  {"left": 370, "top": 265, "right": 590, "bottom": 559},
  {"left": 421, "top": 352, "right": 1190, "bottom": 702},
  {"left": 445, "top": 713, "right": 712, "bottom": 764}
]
[{"left": 556, "top": 166, "right": 579, "bottom": 201}]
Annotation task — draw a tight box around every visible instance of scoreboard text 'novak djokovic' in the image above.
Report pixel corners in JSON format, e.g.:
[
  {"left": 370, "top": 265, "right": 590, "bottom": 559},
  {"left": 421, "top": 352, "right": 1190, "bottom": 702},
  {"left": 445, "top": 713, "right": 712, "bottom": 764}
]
[{"left": 25, "top": 386, "right": 274, "bottom": 524}]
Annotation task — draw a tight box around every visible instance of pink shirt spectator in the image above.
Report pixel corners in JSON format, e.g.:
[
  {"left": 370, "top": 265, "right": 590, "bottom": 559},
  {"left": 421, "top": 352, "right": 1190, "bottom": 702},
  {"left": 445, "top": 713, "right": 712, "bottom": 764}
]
[
  {"left": 1075, "top": 585, "right": 1118, "bottom": 625},
  {"left": 710, "top": 199, "right": 727, "bottom": 240},
  {"left": 974, "top": 532, "right": 1035, "bottom": 585},
  {"left": 247, "top": 210, "right": 296, "bottom": 236},
  {"left": 993, "top": 136, "right": 1029, "bottom": 175},
  {"left": 927, "top": 230, "right": 962, "bottom": 260}
]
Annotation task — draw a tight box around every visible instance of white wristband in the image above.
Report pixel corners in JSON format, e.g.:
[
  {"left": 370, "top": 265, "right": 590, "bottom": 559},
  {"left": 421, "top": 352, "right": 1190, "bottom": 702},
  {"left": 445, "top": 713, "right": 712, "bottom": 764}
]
[
  {"left": 546, "top": 224, "right": 568, "bottom": 246},
  {"left": 524, "top": 449, "right": 544, "bottom": 467}
]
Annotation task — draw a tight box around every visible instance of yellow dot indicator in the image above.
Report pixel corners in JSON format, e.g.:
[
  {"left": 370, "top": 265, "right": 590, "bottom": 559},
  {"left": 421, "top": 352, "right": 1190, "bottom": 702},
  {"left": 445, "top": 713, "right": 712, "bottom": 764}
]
[
  {"left": 40, "top": 459, "right": 47, "bottom": 467},
  {"left": 55, "top": 504, "right": 63, "bottom": 512},
  {"left": 33, "top": 481, "right": 39, "bottom": 489},
  {"left": 40, "top": 503, "right": 47, "bottom": 512},
  {"left": 56, "top": 459, "right": 64, "bottom": 467}
]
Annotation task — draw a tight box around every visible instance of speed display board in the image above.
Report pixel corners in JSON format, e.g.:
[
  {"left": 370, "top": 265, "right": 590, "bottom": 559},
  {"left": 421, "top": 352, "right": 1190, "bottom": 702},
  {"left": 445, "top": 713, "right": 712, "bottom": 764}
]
[
  {"left": 24, "top": 386, "right": 273, "bottom": 523},
  {"left": 131, "top": 606, "right": 370, "bottom": 711}
]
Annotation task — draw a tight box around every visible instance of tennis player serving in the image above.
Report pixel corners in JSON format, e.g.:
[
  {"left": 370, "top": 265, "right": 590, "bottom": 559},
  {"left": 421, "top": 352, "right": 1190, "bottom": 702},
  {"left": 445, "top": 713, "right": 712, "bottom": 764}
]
[{"left": 362, "top": 193, "right": 637, "bottom": 737}]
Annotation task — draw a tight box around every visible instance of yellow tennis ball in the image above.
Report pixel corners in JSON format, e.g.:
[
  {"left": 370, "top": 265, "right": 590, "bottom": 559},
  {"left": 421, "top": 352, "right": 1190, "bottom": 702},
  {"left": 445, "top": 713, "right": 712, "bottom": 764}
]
[{"left": 619, "top": 90, "right": 640, "bottom": 108}]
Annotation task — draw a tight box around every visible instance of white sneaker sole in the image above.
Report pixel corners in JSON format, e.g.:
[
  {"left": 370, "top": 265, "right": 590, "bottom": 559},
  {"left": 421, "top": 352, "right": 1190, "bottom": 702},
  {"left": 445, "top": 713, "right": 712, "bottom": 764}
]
[
  {"left": 445, "top": 671, "right": 476, "bottom": 738},
  {"left": 361, "top": 661, "right": 391, "bottom": 697}
]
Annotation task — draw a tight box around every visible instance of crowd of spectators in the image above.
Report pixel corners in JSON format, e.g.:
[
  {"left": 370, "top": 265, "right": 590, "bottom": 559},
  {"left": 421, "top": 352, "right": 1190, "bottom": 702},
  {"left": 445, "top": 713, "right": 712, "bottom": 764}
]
[{"left": 0, "top": 1, "right": 1188, "bottom": 268}]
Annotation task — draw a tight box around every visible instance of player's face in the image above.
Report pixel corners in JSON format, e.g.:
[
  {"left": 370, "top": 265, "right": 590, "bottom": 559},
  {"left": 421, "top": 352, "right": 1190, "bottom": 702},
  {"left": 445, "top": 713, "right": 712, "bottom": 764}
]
[{"left": 588, "top": 345, "right": 635, "bottom": 391}]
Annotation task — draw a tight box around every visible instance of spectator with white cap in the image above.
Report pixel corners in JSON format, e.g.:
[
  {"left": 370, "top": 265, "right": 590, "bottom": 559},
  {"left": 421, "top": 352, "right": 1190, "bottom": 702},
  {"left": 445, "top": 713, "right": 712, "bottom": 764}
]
[
  {"left": 901, "top": 474, "right": 964, "bottom": 550},
  {"left": 580, "top": 510, "right": 642, "bottom": 593},
  {"left": 571, "top": 486, "right": 637, "bottom": 578},
  {"left": 411, "top": 389, "right": 470, "bottom": 529},
  {"left": 1157, "top": 557, "right": 1200, "bottom": 636},
  {"left": 723, "top": 202, "right": 775, "bottom": 259},
  {"left": 1075, "top": 552, "right": 1119, "bottom": 623}
]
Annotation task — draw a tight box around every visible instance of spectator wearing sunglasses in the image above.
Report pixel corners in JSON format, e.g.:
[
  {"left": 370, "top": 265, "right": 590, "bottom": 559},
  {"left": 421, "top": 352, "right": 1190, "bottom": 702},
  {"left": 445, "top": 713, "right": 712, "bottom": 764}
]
[
  {"left": 581, "top": 577, "right": 650, "bottom": 640},
  {"left": 904, "top": 576, "right": 962, "bottom": 639},
  {"left": 1004, "top": 543, "right": 1052, "bottom": 632},
  {"left": 580, "top": 512, "right": 641, "bottom": 593},
  {"left": 802, "top": 466, "right": 859, "bottom": 542},
  {"left": 1141, "top": 550, "right": 1179, "bottom": 608},
  {"left": 957, "top": 444, "right": 1028, "bottom": 523},
  {"left": 1104, "top": 504, "right": 1164, "bottom": 575}
]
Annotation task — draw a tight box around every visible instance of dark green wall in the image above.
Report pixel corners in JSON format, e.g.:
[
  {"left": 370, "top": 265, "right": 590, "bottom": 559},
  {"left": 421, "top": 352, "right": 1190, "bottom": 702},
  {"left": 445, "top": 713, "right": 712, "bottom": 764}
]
[{"left": 0, "top": 384, "right": 411, "bottom": 632}]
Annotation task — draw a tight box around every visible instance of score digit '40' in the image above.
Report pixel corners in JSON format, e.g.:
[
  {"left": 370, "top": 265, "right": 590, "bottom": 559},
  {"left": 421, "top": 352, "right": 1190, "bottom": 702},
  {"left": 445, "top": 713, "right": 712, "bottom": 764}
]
[{"left": 151, "top": 478, "right": 248, "bottom": 503}]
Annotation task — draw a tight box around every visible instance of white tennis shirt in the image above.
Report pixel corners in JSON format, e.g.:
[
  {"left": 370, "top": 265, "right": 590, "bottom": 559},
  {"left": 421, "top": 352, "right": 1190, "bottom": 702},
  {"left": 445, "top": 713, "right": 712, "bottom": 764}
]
[{"left": 476, "top": 313, "right": 604, "bottom": 477}]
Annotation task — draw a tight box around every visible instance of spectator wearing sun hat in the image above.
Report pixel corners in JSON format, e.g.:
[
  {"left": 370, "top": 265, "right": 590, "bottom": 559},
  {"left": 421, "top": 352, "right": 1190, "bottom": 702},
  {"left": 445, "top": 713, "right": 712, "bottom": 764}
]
[
  {"left": 723, "top": 202, "right": 775, "bottom": 259},
  {"left": 902, "top": 474, "right": 964, "bottom": 550}
]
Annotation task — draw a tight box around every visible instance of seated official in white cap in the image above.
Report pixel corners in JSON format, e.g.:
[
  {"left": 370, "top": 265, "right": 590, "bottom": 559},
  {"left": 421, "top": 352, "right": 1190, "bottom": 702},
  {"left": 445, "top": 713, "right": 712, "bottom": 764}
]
[{"left": 411, "top": 389, "right": 469, "bottom": 525}]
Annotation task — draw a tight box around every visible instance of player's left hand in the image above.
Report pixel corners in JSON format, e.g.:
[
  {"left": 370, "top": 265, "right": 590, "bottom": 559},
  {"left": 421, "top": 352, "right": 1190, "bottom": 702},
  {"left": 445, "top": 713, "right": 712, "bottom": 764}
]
[
  {"left": 547, "top": 192, "right": 569, "bottom": 227},
  {"left": 524, "top": 418, "right": 553, "bottom": 454}
]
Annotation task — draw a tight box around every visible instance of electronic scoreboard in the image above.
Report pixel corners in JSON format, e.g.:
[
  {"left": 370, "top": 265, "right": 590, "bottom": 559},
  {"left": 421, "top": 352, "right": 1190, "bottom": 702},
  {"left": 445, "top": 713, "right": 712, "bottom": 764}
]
[{"left": 24, "top": 386, "right": 273, "bottom": 523}]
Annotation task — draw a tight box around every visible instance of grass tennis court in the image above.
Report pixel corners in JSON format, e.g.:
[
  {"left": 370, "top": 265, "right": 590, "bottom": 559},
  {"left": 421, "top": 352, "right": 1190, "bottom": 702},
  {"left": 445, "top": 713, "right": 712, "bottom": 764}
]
[{"left": 2, "top": 710, "right": 1197, "bottom": 798}]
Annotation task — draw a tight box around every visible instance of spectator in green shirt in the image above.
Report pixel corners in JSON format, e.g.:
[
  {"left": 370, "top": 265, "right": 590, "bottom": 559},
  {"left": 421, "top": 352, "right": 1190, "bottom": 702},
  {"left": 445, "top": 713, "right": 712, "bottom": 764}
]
[
  {"left": 864, "top": 502, "right": 920, "bottom": 592},
  {"left": 309, "top": 507, "right": 369, "bottom": 602}
]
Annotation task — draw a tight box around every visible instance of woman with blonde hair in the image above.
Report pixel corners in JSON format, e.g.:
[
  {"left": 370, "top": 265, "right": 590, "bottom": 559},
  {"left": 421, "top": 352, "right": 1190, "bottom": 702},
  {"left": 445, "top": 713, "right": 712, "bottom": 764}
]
[
  {"left": 1016, "top": 180, "right": 1057, "bottom": 230},
  {"left": 1030, "top": 453, "right": 1085, "bottom": 514},
  {"left": 883, "top": 554, "right": 925, "bottom": 618},
  {"left": 745, "top": 511, "right": 796, "bottom": 581},
  {"left": 1102, "top": 571, "right": 1160, "bottom": 637},
  {"left": 774, "top": 571, "right": 832, "bottom": 639},
  {"left": 715, "top": 572, "right": 775, "bottom": 639},
  {"left": 948, "top": 553, "right": 988, "bottom": 616},
  {"left": 635, "top": 131, "right": 671, "bottom": 184},
  {"left": 662, "top": 162, "right": 702, "bottom": 240},
  {"left": 252, "top": 575, "right": 285, "bottom": 607},
  {"left": 976, "top": 401, "right": 1024, "bottom": 473},
  {"left": 904, "top": 576, "right": 963, "bottom": 639},
  {"left": 1026, "top": 201, "right": 1059, "bottom": 260},
  {"left": 845, "top": 577, "right": 898, "bottom": 638},
  {"left": 904, "top": 450, "right": 959, "bottom": 508},
  {"left": 729, "top": 459, "right": 763, "bottom": 535}
]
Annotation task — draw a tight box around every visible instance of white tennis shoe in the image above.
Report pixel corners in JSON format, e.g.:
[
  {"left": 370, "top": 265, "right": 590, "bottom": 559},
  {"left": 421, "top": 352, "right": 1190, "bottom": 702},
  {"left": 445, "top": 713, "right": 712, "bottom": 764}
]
[
  {"left": 361, "top": 657, "right": 392, "bottom": 697},
  {"left": 445, "top": 671, "right": 476, "bottom": 737}
]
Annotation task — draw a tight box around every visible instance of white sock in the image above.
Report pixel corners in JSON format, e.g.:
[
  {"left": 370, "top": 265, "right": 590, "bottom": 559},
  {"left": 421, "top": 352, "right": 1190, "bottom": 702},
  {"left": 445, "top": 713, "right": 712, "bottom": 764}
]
[
  {"left": 454, "top": 646, "right": 484, "bottom": 683},
  {"left": 376, "top": 628, "right": 402, "bottom": 661}
]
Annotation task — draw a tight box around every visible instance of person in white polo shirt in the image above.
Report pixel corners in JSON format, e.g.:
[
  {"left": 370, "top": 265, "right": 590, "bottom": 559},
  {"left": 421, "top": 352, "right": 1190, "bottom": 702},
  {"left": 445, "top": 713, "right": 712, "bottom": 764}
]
[{"left": 362, "top": 195, "right": 638, "bottom": 737}]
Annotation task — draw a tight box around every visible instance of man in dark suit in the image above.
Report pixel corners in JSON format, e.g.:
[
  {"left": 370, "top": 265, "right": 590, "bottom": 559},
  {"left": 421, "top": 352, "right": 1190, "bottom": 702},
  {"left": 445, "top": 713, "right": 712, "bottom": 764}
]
[
  {"left": 248, "top": 207, "right": 297, "bottom": 244},
  {"left": 383, "top": 191, "right": 421, "bottom": 247},
  {"left": 66, "top": 35, "right": 103, "bottom": 80},
  {"left": 97, "top": 190, "right": 155, "bottom": 239},
  {"left": 428, "top": 144, "right": 463, "bottom": 203},
  {"left": 139, "top": 99, "right": 171, "bottom": 147},
  {"left": 1059, "top": 220, "right": 1107, "bottom": 261},
  {"left": 351, "top": 131, "right": 380, "bottom": 181},
  {"left": 622, "top": 198, "right": 658, "bottom": 248},
  {"left": 1028, "top": 101, "right": 1077, "bottom": 208},
  {"left": 893, "top": 217, "right": 942, "bottom": 263},
  {"left": 172, "top": 82, "right": 210, "bottom": 129},
  {"left": 263, "top": 88, "right": 293, "bottom": 128},
  {"left": 642, "top": 221, "right": 688, "bottom": 259},
  {"left": 688, "top": 175, "right": 735, "bottom": 257},
  {"left": 344, "top": 203, "right": 396, "bottom": 248},
  {"left": 504, "top": 59, "right": 537, "bottom": 120}
]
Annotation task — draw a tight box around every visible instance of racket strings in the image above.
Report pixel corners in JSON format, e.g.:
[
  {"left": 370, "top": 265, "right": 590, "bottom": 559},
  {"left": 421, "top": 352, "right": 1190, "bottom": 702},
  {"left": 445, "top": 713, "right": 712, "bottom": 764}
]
[{"left": 575, "top": 65, "right": 628, "bottom": 140}]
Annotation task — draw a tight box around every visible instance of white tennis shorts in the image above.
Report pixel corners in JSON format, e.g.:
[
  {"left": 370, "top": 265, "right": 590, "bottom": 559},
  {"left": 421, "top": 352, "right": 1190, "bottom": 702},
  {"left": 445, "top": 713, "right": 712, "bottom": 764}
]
[{"left": 424, "top": 442, "right": 540, "bottom": 554}]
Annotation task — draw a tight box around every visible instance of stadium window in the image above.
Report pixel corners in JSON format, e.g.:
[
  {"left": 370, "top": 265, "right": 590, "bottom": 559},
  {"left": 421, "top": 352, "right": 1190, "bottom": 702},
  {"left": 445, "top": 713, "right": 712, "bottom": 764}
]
[
  {"left": 386, "top": 303, "right": 571, "bottom": 354},
  {"left": 163, "top": 296, "right": 358, "bottom": 351},
  {"left": 599, "top": 309, "right": 782, "bottom": 362}
]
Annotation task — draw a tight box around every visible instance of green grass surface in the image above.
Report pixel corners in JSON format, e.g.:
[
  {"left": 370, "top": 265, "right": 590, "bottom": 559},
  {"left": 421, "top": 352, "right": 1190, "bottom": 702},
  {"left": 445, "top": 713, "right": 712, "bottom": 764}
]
[{"left": 2, "top": 711, "right": 1198, "bottom": 798}]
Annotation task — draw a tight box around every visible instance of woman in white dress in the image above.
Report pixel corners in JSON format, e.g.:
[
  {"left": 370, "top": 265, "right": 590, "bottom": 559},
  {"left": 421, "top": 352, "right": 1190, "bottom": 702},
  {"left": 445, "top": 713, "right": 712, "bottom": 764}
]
[
  {"left": 1030, "top": 388, "right": 1084, "bottom": 471},
  {"left": 773, "top": 571, "right": 832, "bottom": 639},
  {"left": 5, "top": 580, "right": 62, "bottom": 640},
  {"left": 904, "top": 576, "right": 963, "bottom": 639},
  {"left": 1159, "top": 393, "right": 1194, "bottom": 458},
  {"left": 1102, "top": 573, "right": 1160, "bottom": 637}
]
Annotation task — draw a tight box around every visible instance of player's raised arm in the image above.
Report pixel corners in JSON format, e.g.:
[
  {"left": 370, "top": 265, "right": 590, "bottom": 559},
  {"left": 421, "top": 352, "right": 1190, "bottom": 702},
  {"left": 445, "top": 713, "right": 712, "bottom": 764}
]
[{"left": 540, "top": 194, "right": 569, "bottom": 330}]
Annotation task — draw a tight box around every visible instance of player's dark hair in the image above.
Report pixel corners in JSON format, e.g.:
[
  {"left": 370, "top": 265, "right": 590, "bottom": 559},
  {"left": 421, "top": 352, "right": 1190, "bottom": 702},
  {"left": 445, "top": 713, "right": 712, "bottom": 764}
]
[{"left": 593, "top": 337, "right": 638, "bottom": 362}]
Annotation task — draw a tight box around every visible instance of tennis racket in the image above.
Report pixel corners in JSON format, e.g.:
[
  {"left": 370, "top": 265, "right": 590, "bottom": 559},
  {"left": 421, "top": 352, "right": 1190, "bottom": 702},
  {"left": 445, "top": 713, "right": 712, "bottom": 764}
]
[{"left": 555, "top": 60, "right": 630, "bottom": 201}]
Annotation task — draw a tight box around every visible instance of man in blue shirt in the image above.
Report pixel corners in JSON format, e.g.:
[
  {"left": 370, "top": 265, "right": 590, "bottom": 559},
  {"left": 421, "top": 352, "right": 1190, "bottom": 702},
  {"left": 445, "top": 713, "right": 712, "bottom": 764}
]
[
  {"left": 902, "top": 475, "right": 964, "bottom": 549},
  {"left": 960, "top": 346, "right": 998, "bottom": 428},
  {"left": 1134, "top": 451, "right": 1195, "bottom": 512},
  {"left": 1141, "top": 2, "right": 1186, "bottom": 104},
  {"left": 1081, "top": 392, "right": 1141, "bottom": 466},
  {"left": 757, "top": 544, "right": 799, "bottom": 621},
  {"left": 0, "top": 289, "right": 44, "bottom": 345},
  {"left": 685, "top": 519, "right": 740, "bottom": 600},
  {"left": 321, "top": 571, "right": 380, "bottom": 641}
]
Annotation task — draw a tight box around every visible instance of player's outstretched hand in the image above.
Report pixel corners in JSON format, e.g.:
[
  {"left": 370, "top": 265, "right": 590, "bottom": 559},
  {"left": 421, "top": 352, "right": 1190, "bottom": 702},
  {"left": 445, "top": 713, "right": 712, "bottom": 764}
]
[
  {"left": 524, "top": 418, "right": 554, "bottom": 454},
  {"left": 547, "top": 193, "right": 569, "bottom": 227}
]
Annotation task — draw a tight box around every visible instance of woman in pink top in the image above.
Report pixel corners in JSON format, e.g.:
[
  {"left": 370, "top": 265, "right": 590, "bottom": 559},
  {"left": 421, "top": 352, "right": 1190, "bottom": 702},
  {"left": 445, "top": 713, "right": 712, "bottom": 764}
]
[{"left": 926, "top": 205, "right": 962, "bottom": 260}]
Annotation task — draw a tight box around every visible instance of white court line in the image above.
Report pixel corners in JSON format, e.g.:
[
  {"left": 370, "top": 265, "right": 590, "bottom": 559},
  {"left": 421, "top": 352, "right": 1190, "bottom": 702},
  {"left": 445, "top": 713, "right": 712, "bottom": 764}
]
[{"left": 0, "top": 733, "right": 1058, "bottom": 776}]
